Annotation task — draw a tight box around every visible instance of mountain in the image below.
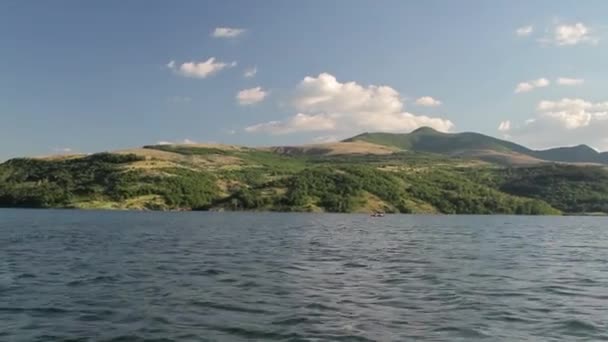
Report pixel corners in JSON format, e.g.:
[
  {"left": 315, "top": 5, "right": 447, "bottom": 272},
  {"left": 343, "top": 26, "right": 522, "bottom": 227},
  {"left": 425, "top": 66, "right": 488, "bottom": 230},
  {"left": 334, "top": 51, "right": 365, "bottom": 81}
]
[
  {"left": 345, "top": 127, "right": 531, "bottom": 154},
  {"left": 2, "top": 136, "right": 608, "bottom": 215},
  {"left": 533, "top": 145, "right": 607, "bottom": 164},
  {"left": 345, "top": 127, "right": 607, "bottom": 165}
]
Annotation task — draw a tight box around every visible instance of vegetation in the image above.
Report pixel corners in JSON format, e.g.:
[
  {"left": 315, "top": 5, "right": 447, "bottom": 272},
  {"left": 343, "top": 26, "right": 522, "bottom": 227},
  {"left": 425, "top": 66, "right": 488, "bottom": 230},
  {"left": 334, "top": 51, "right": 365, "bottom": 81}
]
[
  {"left": 2, "top": 132, "right": 608, "bottom": 214},
  {"left": 345, "top": 127, "right": 531, "bottom": 154},
  {"left": 0, "top": 153, "right": 218, "bottom": 210},
  {"left": 496, "top": 165, "right": 608, "bottom": 214},
  {"left": 346, "top": 127, "right": 608, "bottom": 165}
]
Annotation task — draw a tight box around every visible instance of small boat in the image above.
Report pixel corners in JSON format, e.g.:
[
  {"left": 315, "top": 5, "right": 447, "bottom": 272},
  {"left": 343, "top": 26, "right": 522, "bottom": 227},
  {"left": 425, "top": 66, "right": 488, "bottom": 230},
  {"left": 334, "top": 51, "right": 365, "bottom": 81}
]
[{"left": 370, "top": 212, "right": 385, "bottom": 217}]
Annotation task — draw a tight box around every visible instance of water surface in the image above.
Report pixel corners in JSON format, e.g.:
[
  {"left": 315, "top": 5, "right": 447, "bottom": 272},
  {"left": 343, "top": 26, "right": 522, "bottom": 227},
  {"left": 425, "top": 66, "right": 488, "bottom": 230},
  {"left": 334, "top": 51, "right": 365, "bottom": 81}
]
[{"left": 1, "top": 209, "right": 607, "bottom": 341}]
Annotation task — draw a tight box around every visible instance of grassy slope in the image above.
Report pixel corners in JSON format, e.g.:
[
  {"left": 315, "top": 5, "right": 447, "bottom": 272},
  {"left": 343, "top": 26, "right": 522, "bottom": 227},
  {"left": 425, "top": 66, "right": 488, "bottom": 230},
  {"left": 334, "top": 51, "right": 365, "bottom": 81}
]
[
  {"left": 531, "top": 145, "right": 606, "bottom": 164},
  {"left": 2, "top": 138, "right": 608, "bottom": 214},
  {"left": 346, "top": 127, "right": 608, "bottom": 165},
  {"left": 8, "top": 142, "right": 608, "bottom": 214},
  {"left": 345, "top": 127, "right": 533, "bottom": 154}
]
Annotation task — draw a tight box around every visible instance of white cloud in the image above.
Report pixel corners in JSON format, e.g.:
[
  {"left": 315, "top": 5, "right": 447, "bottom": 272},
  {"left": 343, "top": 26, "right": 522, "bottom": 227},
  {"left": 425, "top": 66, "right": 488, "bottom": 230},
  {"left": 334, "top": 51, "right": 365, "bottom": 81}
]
[
  {"left": 211, "top": 27, "right": 246, "bottom": 38},
  {"left": 557, "top": 77, "right": 584, "bottom": 86},
  {"left": 415, "top": 96, "right": 442, "bottom": 107},
  {"left": 515, "top": 78, "right": 550, "bottom": 93},
  {"left": 501, "top": 98, "right": 608, "bottom": 150},
  {"left": 551, "top": 23, "right": 598, "bottom": 46},
  {"left": 537, "top": 98, "right": 608, "bottom": 129},
  {"left": 246, "top": 113, "right": 336, "bottom": 134},
  {"left": 236, "top": 87, "right": 268, "bottom": 105},
  {"left": 167, "top": 58, "right": 236, "bottom": 78},
  {"left": 245, "top": 73, "right": 454, "bottom": 135},
  {"left": 516, "top": 25, "right": 534, "bottom": 37},
  {"left": 244, "top": 67, "right": 257, "bottom": 78},
  {"left": 156, "top": 139, "right": 197, "bottom": 145},
  {"left": 498, "top": 120, "right": 511, "bottom": 132}
]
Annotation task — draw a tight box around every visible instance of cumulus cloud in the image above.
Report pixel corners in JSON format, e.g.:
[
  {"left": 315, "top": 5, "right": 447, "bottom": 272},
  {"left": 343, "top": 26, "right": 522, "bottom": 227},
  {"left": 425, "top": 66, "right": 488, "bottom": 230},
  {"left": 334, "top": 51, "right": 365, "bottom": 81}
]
[
  {"left": 245, "top": 73, "right": 453, "bottom": 135},
  {"left": 415, "top": 96, "right": 442, "bottom": 107},
  {"left": 557, "top": 77, "right": 584, "bottom": 86},
  {"left": 236, "top": 87, "right": 268, "bottom": 105},
  {"left": 498, "top": 120, "right": 511, "bottom": 132},
  {"left": 500, "top": 98, "right": 608, "bottom": 150},
  {"left": 515, "top": 78, "right": 550, "bottom": 93},
  {"left": 211, "top": 27, "right": 246, "bottom": 38},
  {"left": 549, "top": 23, "right": 598, "bottom": 46},
  {"left": 246, "top": 113, "right": 336, "bottom": 134},
  {"left": 536, "top": 98, "right": 608, "bottom": 129},
  {"left": 516, "top": 25, "right": 534, "bottom": 37},
  {"left": 244, "top": 67, "right": 257, "bottom": 78},
  {"left": 167, "top": 58, "right": 236, "bottom": 78}
]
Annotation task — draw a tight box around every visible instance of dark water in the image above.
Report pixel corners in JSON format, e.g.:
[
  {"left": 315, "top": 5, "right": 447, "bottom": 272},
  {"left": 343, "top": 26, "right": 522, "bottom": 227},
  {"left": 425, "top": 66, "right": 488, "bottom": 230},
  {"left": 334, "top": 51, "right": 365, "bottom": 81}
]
[{"left": 1, "top": 210, "right": 607, "bottom": 341}]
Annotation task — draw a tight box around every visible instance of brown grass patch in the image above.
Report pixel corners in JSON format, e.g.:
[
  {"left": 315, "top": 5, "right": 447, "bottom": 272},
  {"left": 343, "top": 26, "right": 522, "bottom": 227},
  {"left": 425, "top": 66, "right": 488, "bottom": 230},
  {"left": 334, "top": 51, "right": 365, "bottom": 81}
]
[{"left": 268, "top": 141, "right": 400, "bottom": 156}]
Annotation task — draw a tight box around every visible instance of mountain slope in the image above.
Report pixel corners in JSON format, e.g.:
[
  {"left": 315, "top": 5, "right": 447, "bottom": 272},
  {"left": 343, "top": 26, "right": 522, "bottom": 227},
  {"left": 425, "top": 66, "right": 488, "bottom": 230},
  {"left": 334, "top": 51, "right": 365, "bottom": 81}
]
[
  {"left": 0, "top": 147, "right": 561, "bottom": 214},
  {"left": 345, "top": 127, "right": 607, "bottom": 165},
  {"left": 533, "top": 145, "right": 606, "bottom": 164},
  {"left": 2, "top": 140, "right": 608, "bottom": 214},
  {"left": 267, "top": 141, "right": 400, "bottom": 156},
  {"left": 345, "top": 127, "right": 531, "bottom": 153}
]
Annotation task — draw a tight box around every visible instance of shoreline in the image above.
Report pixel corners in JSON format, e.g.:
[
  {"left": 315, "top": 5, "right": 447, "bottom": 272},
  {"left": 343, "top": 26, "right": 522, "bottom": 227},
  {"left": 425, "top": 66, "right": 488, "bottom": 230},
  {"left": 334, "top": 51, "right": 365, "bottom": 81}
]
[{"left": 3, "top": 206, "right": 606, "bottom": 216}]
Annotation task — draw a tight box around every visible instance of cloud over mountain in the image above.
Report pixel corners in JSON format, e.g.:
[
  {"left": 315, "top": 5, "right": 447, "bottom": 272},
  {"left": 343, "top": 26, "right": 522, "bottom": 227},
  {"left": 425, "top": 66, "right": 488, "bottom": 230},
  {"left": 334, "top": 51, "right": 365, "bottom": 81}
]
[
  {"left": 245, "top": 73, "right": 453, "bottom": 135},
  {"left": 500, "top": 98, "right": 608, "bottom": 150}
]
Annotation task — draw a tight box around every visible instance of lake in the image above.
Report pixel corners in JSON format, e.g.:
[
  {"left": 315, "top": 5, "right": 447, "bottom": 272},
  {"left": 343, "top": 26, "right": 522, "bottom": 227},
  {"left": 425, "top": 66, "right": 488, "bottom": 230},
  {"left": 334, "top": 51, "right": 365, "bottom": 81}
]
[{"left": 1, "top": 209, "right": 607, "bottom": 341}]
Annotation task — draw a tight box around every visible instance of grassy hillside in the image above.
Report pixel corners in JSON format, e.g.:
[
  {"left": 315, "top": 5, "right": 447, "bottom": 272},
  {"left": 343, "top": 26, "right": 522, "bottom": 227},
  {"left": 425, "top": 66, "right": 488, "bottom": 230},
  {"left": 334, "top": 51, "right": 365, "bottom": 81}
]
[
  {"left": 346, "top": 127, "right": 608, "bottom": 165},
  {"left": 3, "top": 141, "right": 608, "bottom": 214},
  {"left": 532, "top": 145, "right": 607, "bottom": 164},
  {"left": 345, "top": 127, "right": 532, "bottom": 154}
]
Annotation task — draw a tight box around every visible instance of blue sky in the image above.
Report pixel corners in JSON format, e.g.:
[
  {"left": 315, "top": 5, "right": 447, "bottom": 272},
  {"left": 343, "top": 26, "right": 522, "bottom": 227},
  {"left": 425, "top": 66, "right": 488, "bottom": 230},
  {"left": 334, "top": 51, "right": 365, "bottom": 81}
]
[{"left": 1, "top": 0, "right": 608, "bottom": 160}]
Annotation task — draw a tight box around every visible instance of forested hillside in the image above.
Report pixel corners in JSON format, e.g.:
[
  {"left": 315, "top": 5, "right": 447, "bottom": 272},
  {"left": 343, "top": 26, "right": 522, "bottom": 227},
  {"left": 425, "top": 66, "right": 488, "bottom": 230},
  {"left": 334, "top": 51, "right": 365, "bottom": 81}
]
[{"left": 2, "top": 139, "right": 607, "bottom": 215}]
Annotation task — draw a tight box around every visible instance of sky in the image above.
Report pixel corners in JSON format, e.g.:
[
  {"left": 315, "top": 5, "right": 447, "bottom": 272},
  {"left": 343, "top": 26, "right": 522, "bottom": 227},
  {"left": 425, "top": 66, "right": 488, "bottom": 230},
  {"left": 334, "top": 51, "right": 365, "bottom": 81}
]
[{"left": 1, "top": 0, "right": 608, "bottom": 160}]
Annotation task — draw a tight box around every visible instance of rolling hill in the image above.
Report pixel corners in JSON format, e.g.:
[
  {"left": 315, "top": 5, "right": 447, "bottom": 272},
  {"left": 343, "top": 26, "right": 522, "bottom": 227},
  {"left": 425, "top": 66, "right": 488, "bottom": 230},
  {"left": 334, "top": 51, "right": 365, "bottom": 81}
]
[
  {"left": 345, "top": 127, "right": 608, "bottom": 165},
  {"left": 2, "top": 128, "right": 608, "bottom": 215}
]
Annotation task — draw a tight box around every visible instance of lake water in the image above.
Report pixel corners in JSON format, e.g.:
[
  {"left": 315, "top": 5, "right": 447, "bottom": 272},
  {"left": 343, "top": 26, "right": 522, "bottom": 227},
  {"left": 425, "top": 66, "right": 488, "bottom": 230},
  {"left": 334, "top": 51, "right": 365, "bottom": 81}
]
[{"left": 1, "top": 209, "right": 607, "bottom": 341}]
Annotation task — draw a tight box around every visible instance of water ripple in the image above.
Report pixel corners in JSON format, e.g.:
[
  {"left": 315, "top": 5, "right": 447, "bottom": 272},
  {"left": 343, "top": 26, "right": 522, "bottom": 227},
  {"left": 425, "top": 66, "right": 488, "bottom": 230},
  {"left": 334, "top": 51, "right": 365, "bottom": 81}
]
[{"left": 1, "top": 210, "right": 608, "bottom": 341}]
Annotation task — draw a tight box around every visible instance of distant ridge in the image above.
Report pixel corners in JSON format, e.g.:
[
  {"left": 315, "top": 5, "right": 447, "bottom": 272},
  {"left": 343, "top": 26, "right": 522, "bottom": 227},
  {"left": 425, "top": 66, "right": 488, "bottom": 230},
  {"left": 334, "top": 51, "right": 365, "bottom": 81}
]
[{"left": 344, "top": 127, "right": 608, "bottom": 165}]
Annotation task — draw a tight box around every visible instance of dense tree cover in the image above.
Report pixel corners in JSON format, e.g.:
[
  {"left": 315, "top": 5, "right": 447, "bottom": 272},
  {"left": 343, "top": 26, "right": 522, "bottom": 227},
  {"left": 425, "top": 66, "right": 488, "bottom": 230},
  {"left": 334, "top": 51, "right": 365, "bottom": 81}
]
[
  {"left": 277, "top": 167, "right": 362, "bottom": 212},
  {"left": 495, "top": 165, "right": 608, "bottom": 213},
  {"left": 0, "top": 154, "right": 143, "bottom": 207},
  {"left": 223, "top": 188, "right": 271, "bottom": 210},
  {"left": 0, "top": 154, "right": 219, "bottom": 210},
  {"left": 263, "top": 166, "right": 558, "bottom": 214},
  {"left": 3, "top": 149, "right": 608, "bottom": 214},
  {"left": 400, "top": 168, "right": 559, "bottom": 215},
  {"left": 109, "top": 168, "right": 219, "bottom": 209}
]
